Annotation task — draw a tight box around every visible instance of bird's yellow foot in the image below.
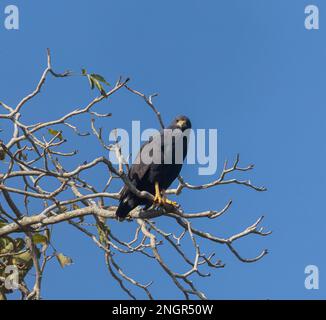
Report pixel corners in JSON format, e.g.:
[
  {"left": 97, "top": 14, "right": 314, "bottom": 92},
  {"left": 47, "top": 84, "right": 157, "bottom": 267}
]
[
  {"left": 153, "top": 192, "right": 164, "bottom": 205},
  {"left": 153, "top": 182, "right": 180, "bottom": 208},
  {"left": 153, "top": 181, "right": 164, "bottom": 206},
  {"left": 163, "top": 198, "right": 180, "bottom": 208}
]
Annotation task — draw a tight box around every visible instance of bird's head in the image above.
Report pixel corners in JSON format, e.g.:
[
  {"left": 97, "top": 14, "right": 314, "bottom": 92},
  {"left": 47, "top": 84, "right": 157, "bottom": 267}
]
[{"left": 170, "top": 115, "right": 192, "bottom": 131}]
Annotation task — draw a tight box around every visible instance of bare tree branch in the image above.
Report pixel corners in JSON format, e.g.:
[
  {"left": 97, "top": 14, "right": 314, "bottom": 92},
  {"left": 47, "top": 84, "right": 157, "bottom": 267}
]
[{"left": 0, "top": 50, "right": 270, "bottom": 300}]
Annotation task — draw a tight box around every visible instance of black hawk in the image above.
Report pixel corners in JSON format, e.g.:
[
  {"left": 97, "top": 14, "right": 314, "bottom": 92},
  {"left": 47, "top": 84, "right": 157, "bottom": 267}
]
[{"left": 116, "top": 115, "right": 192, "bottom": 219}]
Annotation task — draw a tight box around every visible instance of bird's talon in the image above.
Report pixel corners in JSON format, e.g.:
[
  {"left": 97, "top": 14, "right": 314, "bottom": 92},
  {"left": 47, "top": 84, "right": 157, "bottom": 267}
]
[
  {"left": 153, "top": 181, "right": 165, "bottom": 206},
  {"left": 153, "top": 195, "right": 164, "bottom": 206},
  {"left": 163, "top": 198, "right": 180, "bottom": 208}
]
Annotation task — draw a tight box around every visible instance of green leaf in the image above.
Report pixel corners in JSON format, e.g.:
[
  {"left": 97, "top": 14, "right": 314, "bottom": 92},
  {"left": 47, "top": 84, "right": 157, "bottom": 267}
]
[
  {"left": 89, "top": 76, "right": 106, "bottom": 95},
  {"left": 93, "top": 78, "right": 106, "bottom": 96},
  {"left": 48, "top": 128, "right": 63, "bottom": 141},
  {"left": 0, "top": 151, "right": 5, "bottom": 161},
  {"left": 0, "top": 144, "right": 5, "bottom": 161},
  {"left": 0, "top": 221, "right": 7, "bottom": 228},
  {"left": 90, "top": 74, "right": 110, "bottom": 86},
  {"left": 0, "top": 237, "right": 15, "bottom": 254},
  {"left": 83, "top": 70, "right": 110, "bottom": 95},
  {"left": 56, "top": 253, "right": 73, "bottom": 268},
  {"left": 32, "top": 233, "right": 48, "bottom": 245},
  {"left": 87, "top": 75, "right": 95, "bottom": 90},
  {"left": 15, "top": 238, "right": 25, "bottom": 251},
  {"left": 12, "top": 250, "right": 33, "bottom": 265}
]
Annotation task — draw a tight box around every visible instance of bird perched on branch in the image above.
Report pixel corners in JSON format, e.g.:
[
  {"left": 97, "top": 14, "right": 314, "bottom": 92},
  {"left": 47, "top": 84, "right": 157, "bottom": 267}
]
[{"left": 116, "top": 115, "right": 192, "bottom": 219}]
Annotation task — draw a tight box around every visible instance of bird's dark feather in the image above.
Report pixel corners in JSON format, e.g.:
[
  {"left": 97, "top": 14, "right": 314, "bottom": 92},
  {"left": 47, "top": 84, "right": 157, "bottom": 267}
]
[{"left": 116, "top": 115, "right": 191, "bottom": 219}]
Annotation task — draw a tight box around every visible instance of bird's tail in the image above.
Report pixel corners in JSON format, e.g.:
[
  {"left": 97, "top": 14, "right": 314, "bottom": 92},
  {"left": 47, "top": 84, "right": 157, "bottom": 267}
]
[{"left": 116, "top": 195, "right": 137, "bottom": 219}]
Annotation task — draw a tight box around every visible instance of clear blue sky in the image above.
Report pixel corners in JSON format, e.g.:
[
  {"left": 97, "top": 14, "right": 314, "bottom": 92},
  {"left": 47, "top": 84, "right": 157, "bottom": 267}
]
[{"left": 1, "top": 0, "right": 325, "bottom": 299}]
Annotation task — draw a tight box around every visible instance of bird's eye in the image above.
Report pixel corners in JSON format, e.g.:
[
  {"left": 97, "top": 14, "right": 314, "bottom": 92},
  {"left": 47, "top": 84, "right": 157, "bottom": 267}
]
[{"left": 177, "top": 119, "right": 186, "bottom": 127}]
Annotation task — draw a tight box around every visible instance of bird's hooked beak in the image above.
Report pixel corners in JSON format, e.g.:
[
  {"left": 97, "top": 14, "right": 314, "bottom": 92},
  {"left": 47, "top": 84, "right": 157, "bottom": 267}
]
[{"left": 176, "top": 119, "right": 187, "bottom": 128}]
